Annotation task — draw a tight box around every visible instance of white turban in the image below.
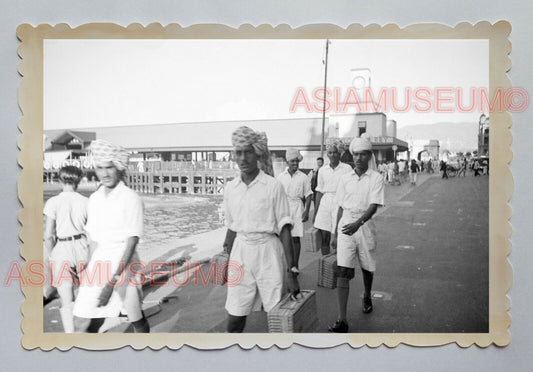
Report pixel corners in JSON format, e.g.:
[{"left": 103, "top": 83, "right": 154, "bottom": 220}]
[
  {"left": 326, "top": 139, "right": 342, "bottom": 153},
  {"left": 349, "top": 134, "right": 377, "bottom": 170},
  {"left": 285, "top": 148, "right": 303, "bottom": 162},
  {"left": 231, "top": 126, "right": 273, "bottom": 177},
  {"left": 90, "top": 139, "right": 129, "bottom": 171},
  {"left": 349, "top": 136, "right": 373, "bottom": 153}
]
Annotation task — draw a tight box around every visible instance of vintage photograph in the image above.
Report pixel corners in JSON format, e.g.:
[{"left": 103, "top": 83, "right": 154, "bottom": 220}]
[{"left": 17, "top": 23, "right": 512, "bottom": 349}]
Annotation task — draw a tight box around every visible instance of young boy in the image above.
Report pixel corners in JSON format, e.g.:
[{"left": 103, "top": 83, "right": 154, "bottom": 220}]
[{"left": 44, "top": 165, "right": 89, "bottom": 333}]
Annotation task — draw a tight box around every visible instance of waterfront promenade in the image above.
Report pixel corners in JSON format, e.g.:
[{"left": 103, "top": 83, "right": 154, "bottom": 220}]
[{"left": 44, "top": 172, "right": 489, "bottom": 333}]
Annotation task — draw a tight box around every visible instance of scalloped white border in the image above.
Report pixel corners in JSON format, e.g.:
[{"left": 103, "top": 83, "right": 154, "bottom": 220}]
[{"left": 17, "top": 22, "right": 512, "bottom": 350}]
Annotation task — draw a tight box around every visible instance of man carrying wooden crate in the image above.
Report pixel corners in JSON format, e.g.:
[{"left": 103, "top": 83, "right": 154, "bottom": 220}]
[
  {"left": 328, "top": 135, "right": 384, "bottom": 333},
  {"left": 276, "top": 148, "right": 312, "bottom": 269},
  {"left": 222, "top": 126, "right": 300, "bottom": 333}
]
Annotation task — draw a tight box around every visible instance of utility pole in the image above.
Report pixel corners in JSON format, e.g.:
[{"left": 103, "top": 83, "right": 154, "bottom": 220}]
[{"left": 320, "top": 39, "right": 330, "bottom": 159}]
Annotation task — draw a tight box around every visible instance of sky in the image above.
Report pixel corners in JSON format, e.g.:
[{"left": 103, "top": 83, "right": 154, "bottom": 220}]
[{"left": 43, "top": 39, "right": 488, "bottom": 130}]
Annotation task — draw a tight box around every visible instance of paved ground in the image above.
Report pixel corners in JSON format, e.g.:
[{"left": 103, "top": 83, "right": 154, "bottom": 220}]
[{"left": 44, "top": 172, "right": 489, "bottom": 333}]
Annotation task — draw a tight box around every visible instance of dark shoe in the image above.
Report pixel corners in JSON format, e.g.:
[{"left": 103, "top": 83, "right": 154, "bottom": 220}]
[
  {"left": 362, "top": 296, "right": 373, "bottom": 314},
  {"left": 328, "top": 319, "right": 349, "bottom": 333}
]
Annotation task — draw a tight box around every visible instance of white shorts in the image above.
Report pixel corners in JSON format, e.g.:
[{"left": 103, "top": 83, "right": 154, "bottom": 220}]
[
  {"left": 225, "top": 233, "right": 286, "bottom": 316},
  {"left": 288, "top": 199, "right": 304, "bottom": 238},
  {"left": 49, "top": 238, "right": 90, "bottom": 283},
  {"left": 313, "top": 193, "right": 338, "bottom": 233},
  {"left": 73, "top": 241, "right": 142, "bottom": 319},
  {"left": 336, "top": 217, "right": 377, "bottom": 272}
]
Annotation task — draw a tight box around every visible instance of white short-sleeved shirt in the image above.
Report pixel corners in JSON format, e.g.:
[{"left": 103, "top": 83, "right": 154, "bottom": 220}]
[
  {"left": 224, "top": 170, "right": 292, "bottom": 235},
  {"left": 85, "top": 181, "right": 143, "bottom": 244},
  {"left": 335, "top": 169, "right": 385, "bottom": 212},
  {"left": 316, "top": 162, "right": 353, "bottom": 194},
  {"left": 276, "top": 169, "right": 312, "bottom": 201},
  {"left": 43, "top": 191, "right": 88, "bottom": 238}
]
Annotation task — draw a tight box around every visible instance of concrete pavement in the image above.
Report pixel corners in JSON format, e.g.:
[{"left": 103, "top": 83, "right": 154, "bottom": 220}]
[{"left": 44, "top": 172, "right": 489, "bottom": 333}]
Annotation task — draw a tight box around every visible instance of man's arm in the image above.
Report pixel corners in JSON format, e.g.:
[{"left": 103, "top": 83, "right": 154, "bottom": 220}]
[
  {"left": 302, "top": 194, "right": 312, "bottom": 222},
  {"left": 223, "top": 229, "right": 237, "bottom": 254},
  {"left": 314, "top": 191, "right": 323, "bottom": 222},
  {"left": 279, "top": 224, "right": 300, "bottom": 296},
  {"left": 97, "top": 236, "right": 139, "bottom": 307},
  {"left": 43, "top": 216, "right": 56, "bottom": 258},
  {"left": 330, "top": 206, "right": 344, "bottom": 251},
  {"left": 340, "top": 204, "right": 379, "bottom": 236}
]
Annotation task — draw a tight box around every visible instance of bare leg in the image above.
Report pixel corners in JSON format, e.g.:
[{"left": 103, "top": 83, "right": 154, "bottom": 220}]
[
  {"left": 293, "top": 237, "right": 301, "bottom": 268},
  {"left": 336, "top": 277, "right": 350, "bottom": 322},
  {"left": 121, "top": 284, "right": 149, "bottom": 332},
  {"left": 319, "top": 229, "right": 331, "bottom": 255},
  {"left": 227, "top": 314, "right": 247, "bottom": 333}
]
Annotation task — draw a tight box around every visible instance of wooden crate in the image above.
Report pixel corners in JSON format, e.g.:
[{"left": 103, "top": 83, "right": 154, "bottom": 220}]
[
  {"left": 303, "top": 227, "right": 321, "bottom": 252},
  {"left": 318, "top": 253, "right": 337, "bottom": 289},
  {"left": 267, "top": 290, "right": 318, "bottom": 333}
]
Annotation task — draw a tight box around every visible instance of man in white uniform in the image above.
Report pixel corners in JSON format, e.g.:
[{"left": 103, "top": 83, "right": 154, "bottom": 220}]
[
  {"left": 73, "top": 140, "right": 149, "bottom": 333},
  {"left": 223, "top": 126, "right": 300, "bottom": 333},
  {"left": 277, "top": 148, "right": 312, "bottom": 268},
  {"left": 313, "top": 142, "right": 352, "bottom": 255},
  {"left": 329, "top": 136, "right": 384, "bottom": 333}
]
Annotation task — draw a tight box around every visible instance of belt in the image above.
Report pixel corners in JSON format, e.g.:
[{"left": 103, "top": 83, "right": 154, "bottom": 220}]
[{"left": 57, "top": 234, "right": 85, "bottom": 242}]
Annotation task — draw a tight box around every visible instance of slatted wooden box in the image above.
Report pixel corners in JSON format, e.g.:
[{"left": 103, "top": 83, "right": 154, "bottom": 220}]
[
  {"left": 303, "top": 227, "right": 321, "bottom": 252},
  {"left": 318, "top": 253, "right": 337, "bottom": 289},
  {"left": 267, "top": 290, "right": 318, "bottom": 333}
]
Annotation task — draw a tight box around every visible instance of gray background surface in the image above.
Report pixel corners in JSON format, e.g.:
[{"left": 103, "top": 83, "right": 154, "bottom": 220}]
[{"left": 1, "top": 1, "right": 531, "bottom": 370}]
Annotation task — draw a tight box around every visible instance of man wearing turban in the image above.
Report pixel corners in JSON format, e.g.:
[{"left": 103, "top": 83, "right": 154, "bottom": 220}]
[
  {"left": 73, "top": 139, "right": 150, "bottom": 333},
  {"left": 313, "top": 140, "right": 352, "bottom": 256},
  {"left": 222, "top": 126, "right": 300, "bottom": 332},
  {"left": 328, "top": 135, "right": 384, "bottom": 333},
  {"left": 276, "top": 148, "right": 313, "bottom": 269}
]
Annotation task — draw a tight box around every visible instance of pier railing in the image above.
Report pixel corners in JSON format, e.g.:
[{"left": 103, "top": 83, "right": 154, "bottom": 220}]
[{"left": 127, "top": 161, "right": 239, "bottom": 195}]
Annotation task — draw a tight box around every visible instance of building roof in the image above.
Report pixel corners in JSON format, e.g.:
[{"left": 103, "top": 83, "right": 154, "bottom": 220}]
[{"left": 46, "top": 118, "right": 327, "bottom": 151}]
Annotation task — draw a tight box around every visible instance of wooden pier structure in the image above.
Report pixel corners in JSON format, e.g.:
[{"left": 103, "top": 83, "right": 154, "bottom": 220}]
[
  {"left": 128, "top": 168, "right": 238, "bottom": 195},
  {"left": 127, "top": 161, "right": 239, "bottom": 195},
  {"left": 44, "top": 160, "right": 239, "bottom": 195}
]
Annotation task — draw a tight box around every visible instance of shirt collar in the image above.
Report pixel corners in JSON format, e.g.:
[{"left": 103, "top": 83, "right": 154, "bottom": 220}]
[
  {"left": 351, "top": 168, "right": 371, "bottom": 178},
  {"left": 236, "top": 170, "right": 268, "bottom": 186},
  {"left": 283, "top": 168, "right": 301, "bottom": 177},
  {"left": 97, "top": 180, "right": 126, "bottom": 197}
]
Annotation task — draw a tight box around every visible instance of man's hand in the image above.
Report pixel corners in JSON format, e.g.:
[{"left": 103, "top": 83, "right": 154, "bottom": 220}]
[
  {"left": 330, "top": 233, "right": 337, "bottom": 252},
  {"left": 286, "top": 272, "right": 300, "bottom": 298},
  {"left": 301, "top": 211, "right": 309, "bottom": 223},
  {"left": 97, "top": 284, "right": 114, "bottom": 307},
  {"left": 341, "top": 220, "right": 363, "bottom": 236}
]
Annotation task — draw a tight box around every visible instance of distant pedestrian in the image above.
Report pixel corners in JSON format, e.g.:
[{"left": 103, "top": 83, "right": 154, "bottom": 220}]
[
  {"left": 277, "top": 148, "right": 313, "bottom": 268},
  {"left": 473, "top": 159, "right": 481, "bottom": 176},
  {"left": 309, "top": 157, "right": 324, "bottom": 212},
  {"left": 426, "top": 160, "right": 433, "bottom": 174},
  {"left": 43, "top": 166, "right": 89, "bottom": 333},
  {"left": 410, "top": 159, "right": 420, "bottom": 185},
  {"left": 314, "top": 142, "right": 352, "bottom": 255},
  {"left": 339, "top": 142, "right": 355, "bottom": 168},
  {"left": 440, "top": 160, "right": 449, "bottom": 179},
  {"left": 328, "top": 135, "right": 384, "bottom": 333},
  {"left": 457, "top": 159, "right": 467, "bottom": 177}
]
